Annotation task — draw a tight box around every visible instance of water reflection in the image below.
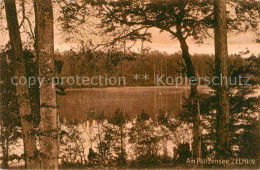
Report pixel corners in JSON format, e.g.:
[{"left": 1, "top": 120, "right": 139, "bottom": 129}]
[{"left": 57, "top": 86, "right": 210, "bottom": 121}]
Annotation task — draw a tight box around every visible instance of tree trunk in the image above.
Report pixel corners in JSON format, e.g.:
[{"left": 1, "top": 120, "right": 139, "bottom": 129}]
[
  {"left": 214, "top": 0, "right": 231, "bottom": 158},
  {"left": 177, "top": 34, "right": 202, "bottom": 159},
  {"left": 24, "top": 56, "right": 41, "bottom": 127},
  {"left": 4, "top": 0, "right": 40, "bottom": 168},
  {"left": 1, "top": 126, "right": 9, "bottom": 169},
  {"left": 29, "top": 0, "right": 41, "bottom": 128},
  {"left": 35, "top": 0, "right": 59, "bottom": 168}
]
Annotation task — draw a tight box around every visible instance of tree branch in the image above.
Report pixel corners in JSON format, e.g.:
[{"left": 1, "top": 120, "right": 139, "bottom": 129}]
[
  {"left": 19, "top": 0, "right": 35, "bottom": 42},
  {"left": 93, "top": 26, "right": 152, "bottom": 49}
]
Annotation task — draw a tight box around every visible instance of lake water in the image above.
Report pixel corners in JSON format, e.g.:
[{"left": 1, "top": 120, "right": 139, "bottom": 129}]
[
  {"left": 57, "top": 86, "right": 211, "bottom": 121},
  {"left": 9, "top": 86, "right": 258, "bottom": 166}
]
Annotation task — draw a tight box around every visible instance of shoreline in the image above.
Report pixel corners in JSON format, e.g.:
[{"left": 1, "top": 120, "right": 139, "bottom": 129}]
[{"left": 64, "top": 85, "right": 211, "bottom": 91}]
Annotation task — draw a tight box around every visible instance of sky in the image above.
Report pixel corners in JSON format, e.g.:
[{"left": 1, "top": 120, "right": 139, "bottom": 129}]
[
  {"left": 52, "top": 27, "right": 260, "bottom": 56},
  {"left": 1, "top": 25, "right": 259, "bottom": 56},
  {"left": 0, "top": 1, "right": 259, "bottom": 56},
  {"left": 147, "top": 28, "right": 260, "bottom": 55}
]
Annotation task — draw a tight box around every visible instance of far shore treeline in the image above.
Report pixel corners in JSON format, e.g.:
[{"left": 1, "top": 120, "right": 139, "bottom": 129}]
[{"left": 1, "top": 48, "right": 257, "bottom": 88}]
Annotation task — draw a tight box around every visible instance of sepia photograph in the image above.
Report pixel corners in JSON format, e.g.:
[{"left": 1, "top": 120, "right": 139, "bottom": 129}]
[{"left": 0, "top": 0, "right": 259, "bottom": 169}]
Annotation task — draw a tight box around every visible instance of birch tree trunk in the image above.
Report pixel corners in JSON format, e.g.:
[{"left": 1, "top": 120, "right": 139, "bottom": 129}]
[
  {"left": 214, "top": 0, "right": 231, "bottom": 158},
  {"left": 4, "top": 0, "right": 40, "bottom": 168},
  {"left": 35, "top": 0, "right": 59, "bottom": 168}
]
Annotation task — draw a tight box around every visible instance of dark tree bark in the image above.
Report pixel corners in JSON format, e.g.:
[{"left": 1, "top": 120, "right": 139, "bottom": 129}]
[
  {"left": 1, "top": 125, "right": 9, "bottom": 169},
  {"left": 4, "top": 0, "right": 40, "bottom": 168},
  {"left": 214, "top": 0, "right": 231, "bottom": 158},
  {"left": 29, "top": 0, "right": 41, "bottom": 128},
  {"left": 24, "top": 53, "right": 41, "bottom": 127},
  {"left": 35, "top": 0, "right": 59, "bottom": 168},
  {"left": 177, "top": 31, "right": 202, "bottom": 159}
]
